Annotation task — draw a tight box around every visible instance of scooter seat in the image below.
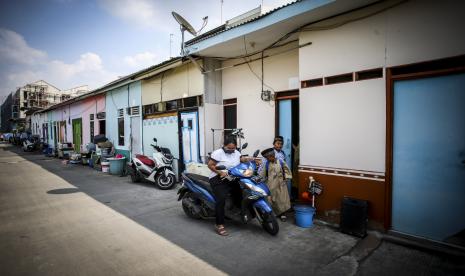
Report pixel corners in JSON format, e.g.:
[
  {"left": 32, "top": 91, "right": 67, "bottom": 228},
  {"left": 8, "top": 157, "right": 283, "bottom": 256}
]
[
  {"left": 185, "top": 173, "right": 212, "bottom": 193},
  {"left": 135, "top": 154, "right": 155, "bottom": 167}
]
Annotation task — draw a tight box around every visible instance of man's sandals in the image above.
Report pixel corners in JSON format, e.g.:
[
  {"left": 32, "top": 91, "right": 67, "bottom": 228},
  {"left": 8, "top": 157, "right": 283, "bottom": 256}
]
[{"left": 215, "top": 225, "right": 228, "bottom": 236}]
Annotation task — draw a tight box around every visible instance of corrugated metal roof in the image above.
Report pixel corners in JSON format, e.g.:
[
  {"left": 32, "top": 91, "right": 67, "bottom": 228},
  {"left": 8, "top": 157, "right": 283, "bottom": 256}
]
[
  {"left": 39, "top": 56, "right": 183, "bottom": 113},
  {"left": 185, "top": 0, "right": 301, "bottom": 46},
  {"left": 37, "top": 1, "right": 301, "bottom": 114}
]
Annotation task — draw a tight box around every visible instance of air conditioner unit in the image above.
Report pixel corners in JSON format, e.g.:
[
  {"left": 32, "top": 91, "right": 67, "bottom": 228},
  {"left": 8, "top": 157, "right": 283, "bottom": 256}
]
[
  {"left": 131, "top": 106, "right": 140, "bottom": 116},
  {"left": 157, "top": 102, "right": 166, "bottom": 112},
  {"left": 96, "top": 112, "right": 106, "bottom": 119},
  {"left": 126, "top": 106, "right": 140, "bottom": 116}
]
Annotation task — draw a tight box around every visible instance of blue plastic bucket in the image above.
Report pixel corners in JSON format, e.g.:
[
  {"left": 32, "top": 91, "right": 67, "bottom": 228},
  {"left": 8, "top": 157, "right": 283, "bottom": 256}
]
[
  {"left": 294, "top": 205, "right": 315, "bottom": 228},
  {"left": 108, "top": 157, "right": 126, "bottom": 175}
]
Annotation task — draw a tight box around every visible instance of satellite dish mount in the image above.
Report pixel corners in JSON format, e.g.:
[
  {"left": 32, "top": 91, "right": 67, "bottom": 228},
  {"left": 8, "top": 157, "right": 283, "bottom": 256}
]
[{"left": 172, "top": 12, "right": 208, "bottom": 56}]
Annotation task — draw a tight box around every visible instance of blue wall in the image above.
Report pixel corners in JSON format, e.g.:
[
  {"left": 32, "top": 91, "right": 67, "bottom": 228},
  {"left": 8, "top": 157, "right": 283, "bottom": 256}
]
[
  {"left": 392, "top": 73, "right": 465, "bottom": 241},
  {"left": 105, "top": 81, "right": 141, "bottom": 154}
]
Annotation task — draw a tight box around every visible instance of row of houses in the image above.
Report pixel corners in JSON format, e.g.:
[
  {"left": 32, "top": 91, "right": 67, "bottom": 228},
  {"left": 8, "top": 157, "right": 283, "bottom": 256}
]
[{"left": 25, "top": 0, "right": 465, "bottom": 246}]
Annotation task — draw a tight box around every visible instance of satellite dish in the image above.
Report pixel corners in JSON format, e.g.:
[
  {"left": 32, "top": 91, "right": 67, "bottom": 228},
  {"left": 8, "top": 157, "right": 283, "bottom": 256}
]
[
  {"left": 172, "top": 11, "right": 208, "bottom": 56},
  {"left": 172, "top": 12, "right": 197, "bottom": 36}
]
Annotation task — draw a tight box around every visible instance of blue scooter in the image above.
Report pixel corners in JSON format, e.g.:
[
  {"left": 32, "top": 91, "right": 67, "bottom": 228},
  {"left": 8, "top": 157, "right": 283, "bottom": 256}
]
[{"left": 177, "top": 149, "right": 279, "bottom": 235}]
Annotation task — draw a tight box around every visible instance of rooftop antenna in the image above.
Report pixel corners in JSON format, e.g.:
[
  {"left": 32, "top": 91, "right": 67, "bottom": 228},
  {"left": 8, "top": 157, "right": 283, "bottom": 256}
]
[
  {"left": 221, "top": 0, "right": 224, "bottom": 24},
  {"left": 172, "top": 11, "right": 208, "bottom": 56},
  {"left": 169, "top": 33, "right": 174, "bottom": 58}
]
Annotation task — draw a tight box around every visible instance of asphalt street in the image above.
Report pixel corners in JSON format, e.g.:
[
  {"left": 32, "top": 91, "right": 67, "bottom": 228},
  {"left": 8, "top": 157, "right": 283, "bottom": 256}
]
[{"left": 1, "top": 143, "right": 464, "bottom": 276}]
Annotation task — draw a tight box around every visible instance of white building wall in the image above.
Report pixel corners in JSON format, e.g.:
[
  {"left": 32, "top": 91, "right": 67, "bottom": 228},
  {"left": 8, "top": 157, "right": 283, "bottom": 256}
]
[
  {"left": 300, "top": 79, "right": 386, "bottom": 172},
  {"left": 298, "top": 0, "right": 465, "bottom": 172},
  {"left": 141, "top": 62, "right": 204, "bottom": 105},
  {"left": 30, "top": 112, "right": 45, "bottom": 137},
  {"left": 222, "top": 46, "right": 299, "bottom": 154}
]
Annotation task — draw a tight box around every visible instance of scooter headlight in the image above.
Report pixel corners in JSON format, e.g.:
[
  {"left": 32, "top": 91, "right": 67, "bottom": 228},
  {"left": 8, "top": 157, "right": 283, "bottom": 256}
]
[
  {"left": 239, "top": 168, "right": 254, "bottom": 177},
  {"left": 162, "top": 157, "right": 173, "bottom": 164},
  {"left": 242, "top": 182, "right": 267, "bottom": 197}
]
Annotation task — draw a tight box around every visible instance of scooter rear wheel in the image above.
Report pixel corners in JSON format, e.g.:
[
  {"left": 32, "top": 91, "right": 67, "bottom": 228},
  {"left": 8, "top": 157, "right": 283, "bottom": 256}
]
[
  {"left": 182, "top": 193, "right": 201, "bottom": 219},
  {"left": 130, "top": 168, "right": 141, "bottom": 183}
]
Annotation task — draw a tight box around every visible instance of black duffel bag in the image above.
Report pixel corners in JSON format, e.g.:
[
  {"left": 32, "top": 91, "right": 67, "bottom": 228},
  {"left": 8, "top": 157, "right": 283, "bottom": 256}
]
[{"left": 93, "top": 134, "right": 107, "bottom": 144}]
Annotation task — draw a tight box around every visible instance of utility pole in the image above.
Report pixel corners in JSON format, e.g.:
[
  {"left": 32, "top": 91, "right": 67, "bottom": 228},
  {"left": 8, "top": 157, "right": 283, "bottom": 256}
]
[{"left": 220, "top": 0, "right": 224, "bottom": 24}]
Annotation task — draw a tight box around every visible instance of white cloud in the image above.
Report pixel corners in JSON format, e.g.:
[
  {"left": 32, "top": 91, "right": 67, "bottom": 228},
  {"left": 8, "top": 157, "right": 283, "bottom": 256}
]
[
  {"left": 0, "top": 29, "right": 117, "bottom": 98},
  {"left": 98, "top": 0, "right": 161, "bottom": 29},
  {"left": 46, "top": 52, "right": 116, "bottom": 89},
  {"left": 49, "top": 53, "right": 104, "bottom": 79},
  {"left": 0, "top": 28, "right": 47, "bottom": 65},
  {"left": 123, "top": 51, "right": 160, "bottom": 68}
]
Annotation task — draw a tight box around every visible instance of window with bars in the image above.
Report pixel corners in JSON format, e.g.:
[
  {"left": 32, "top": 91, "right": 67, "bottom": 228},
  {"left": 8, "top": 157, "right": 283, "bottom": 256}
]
[
  {"left": 99, "top": 120, "right": 106, "bottom": 135},
  {"left": 143, "top": 104, "right": 157, "bottom": 115},
  {"left": 166, "top": 100, "right": 180, "bottom": 111},
  {"left": 142, "top": 95, "right": 203, "bottom": 117},
  {"left": 90, "top": 121, "right": 94, "bottom": 142},
  {"left": 223, "top": 98, "right": 237, "bottom": 139},
  {"left": 118, "top": 117, "right": 124, "bottom": 146}
]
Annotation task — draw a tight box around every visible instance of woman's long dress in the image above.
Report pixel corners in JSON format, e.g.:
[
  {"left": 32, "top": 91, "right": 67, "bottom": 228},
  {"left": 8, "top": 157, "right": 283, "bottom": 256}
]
[{"left": 259, "top": 160, "right": 292, "bottom": 215}]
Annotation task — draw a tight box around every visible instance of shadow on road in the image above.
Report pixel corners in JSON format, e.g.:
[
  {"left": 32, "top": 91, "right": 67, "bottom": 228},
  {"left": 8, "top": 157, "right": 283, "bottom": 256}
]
[{"left": 47, "top": 188, "right": 80, "bottom": 194}]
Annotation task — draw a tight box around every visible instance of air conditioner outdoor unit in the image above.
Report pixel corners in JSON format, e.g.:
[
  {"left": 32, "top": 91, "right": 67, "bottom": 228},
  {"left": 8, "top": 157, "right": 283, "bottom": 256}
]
[
  {"left": 127, "top": 106, "right": 140, "bottom": 116},
  {"left": 157, "top": 102, "right": 166, "bottom": 112}
]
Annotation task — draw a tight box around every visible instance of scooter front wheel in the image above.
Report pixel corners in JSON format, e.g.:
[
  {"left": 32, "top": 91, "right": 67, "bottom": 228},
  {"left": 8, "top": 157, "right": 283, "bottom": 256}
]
[
  {"left": 155, "top": 173, "right": 175, "bottom": 190},
  {"left": 261, "top": 212, "right": 279, "bottom": 236}
]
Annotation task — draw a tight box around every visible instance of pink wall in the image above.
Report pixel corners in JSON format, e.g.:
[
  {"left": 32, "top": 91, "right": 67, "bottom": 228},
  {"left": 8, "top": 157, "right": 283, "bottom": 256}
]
[
  {"left": 76, "top": 94, "right": 105, "bottom": 146},
  {"left": 46, "top": 94, "right": 106, "bottom": 149}
]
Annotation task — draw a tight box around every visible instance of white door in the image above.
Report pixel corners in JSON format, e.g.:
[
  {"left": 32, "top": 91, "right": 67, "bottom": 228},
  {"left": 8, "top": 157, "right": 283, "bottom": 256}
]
[{"left": 181, "top": 112, "right": 200, "bottom": 163}]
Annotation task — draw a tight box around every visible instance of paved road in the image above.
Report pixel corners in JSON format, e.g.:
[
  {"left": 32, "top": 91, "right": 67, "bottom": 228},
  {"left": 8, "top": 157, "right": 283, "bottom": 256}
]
[
  {"left": 0, "top": 144, "right": 223, "bottom": 276},
  {"left": 1, "top": 143, "right": 464, "bottom": 275}
]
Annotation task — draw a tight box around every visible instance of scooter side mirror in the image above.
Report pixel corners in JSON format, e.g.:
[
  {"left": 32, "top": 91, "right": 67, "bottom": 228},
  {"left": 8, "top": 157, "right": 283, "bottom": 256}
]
[
  {"left": 153, "top": 138, "right": 157, "bottom": 143},
  {"left": 253, "top": 149, "right": 260, "bottom": 158},
  {"left": 215, "top": 165, "right": 226, "bottom": 170},
  {"left": 241, "top": 142, "right": 248, "bottom": 150}
]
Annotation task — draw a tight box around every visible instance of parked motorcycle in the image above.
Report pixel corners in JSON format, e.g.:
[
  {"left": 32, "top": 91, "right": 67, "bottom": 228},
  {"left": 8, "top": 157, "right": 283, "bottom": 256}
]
[
  {"left": 178, "top": 149, "right": 279, "bottom": 235},
  {"left": 22, "top": 135, "right": 40, "bottom": 152},
  {"left": 130, "top": 138, "right": 176, "bottom": 190}
]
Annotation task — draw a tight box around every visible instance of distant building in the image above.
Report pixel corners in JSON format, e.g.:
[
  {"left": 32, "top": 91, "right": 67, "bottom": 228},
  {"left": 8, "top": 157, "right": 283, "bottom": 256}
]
[
  {"left": 61, "top": 85, "right": 89, "bottom": 98},
  {"left": 3, "top": 80, "right": 88, "bottom": 132},
  {"left": 0, "top": 93, "right": 13, "bottom": 132}
]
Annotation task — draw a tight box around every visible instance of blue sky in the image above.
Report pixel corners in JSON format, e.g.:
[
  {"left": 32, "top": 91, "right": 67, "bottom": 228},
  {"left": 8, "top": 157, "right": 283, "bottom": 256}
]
[{"left": 0, "top": 0, "right": 292, "bottom": 101}]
